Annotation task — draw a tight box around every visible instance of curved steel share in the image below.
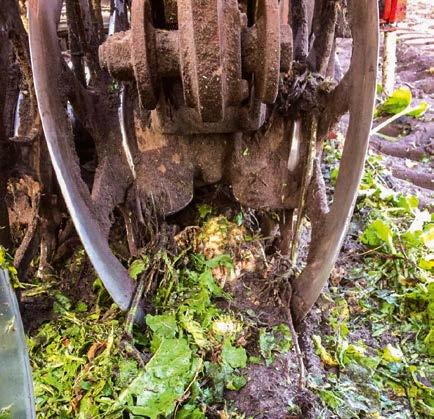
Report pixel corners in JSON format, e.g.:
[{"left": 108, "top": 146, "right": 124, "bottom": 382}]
[
  {"left": 291, "top": 0, "right": 379, "bottom": 323},
  {"left": 28, "top": 0, "right": 136, "bottom": 313}
]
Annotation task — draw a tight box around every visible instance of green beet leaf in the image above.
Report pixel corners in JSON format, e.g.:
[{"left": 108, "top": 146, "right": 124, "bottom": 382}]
[
  {"left": 115, "top": 338, "right": 196, "bottom": 419},
  {"left": 361, "top": 219, "right": 396, "bottom": 254},
  {"left": 376, "top": 86, "right": 412, "bottom": 116},
  {"left": 407, "top": 101, "right": 429, "bottom": 117},
  {"left": 221, "top": 340, "right": 247, "bottom": 369}
]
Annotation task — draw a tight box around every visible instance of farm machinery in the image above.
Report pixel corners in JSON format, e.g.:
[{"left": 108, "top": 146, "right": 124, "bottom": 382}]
[{"left": 0, "top": 0, "right": 379, "bottom": 324}]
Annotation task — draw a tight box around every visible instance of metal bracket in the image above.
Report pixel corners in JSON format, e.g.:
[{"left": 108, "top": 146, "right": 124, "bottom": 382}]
[{"left": 99, "top": 0, "right": 292, "bottom": 134}]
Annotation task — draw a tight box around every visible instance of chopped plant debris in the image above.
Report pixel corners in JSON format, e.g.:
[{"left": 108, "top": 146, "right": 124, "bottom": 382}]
[
  {"left": 310, "top": 145, "right": 434, "bottom": 418},
  {"left": 26, "top": 216, "right": 293, "bottom": 418}
]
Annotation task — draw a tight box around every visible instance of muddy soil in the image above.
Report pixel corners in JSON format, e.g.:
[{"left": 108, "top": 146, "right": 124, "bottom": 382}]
[
  {"left": 223, "top": 273, "right": 303, "bottom": 418},
  {"left": 378, "top": 0, "right": 434, "bottom": 202},
  {"left": 335, "top": 0, "right": 433, "bottom": 208},
  {"left": 376, "top": 0, "right": 433, "bottom": 204}
]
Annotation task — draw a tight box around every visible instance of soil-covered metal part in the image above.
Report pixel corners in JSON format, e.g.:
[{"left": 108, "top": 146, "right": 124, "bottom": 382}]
[
  {"left": 15, "top": 0, "right": 379, "bottom": 327},
  {"left": 0, "top": 0, "right": 62, "bottom": 282}
]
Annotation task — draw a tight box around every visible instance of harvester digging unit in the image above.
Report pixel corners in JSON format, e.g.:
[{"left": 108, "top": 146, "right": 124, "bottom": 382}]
[{"left": 2, "top": 0, "right": 379, "bottom": 323}]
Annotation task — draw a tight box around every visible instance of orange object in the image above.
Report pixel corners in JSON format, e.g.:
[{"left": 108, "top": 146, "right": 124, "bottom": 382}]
[{"left": 380, "top": 0, "right": 407, "bottom": 25}]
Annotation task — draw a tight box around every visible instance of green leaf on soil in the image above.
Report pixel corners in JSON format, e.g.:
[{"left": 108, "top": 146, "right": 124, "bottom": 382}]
[
  {"left": 396, "top": 194, "right": 419, "bottom": 213},
  {"left": 407, "top": 100, "right": 429, "bottom": 117},
  {"left": 176, "top": 404, "right": 206, "bottom": 418},
  {"left": 129, "top": 256, "right": 149, "bottom": 280},
  {"left": 313, "top": 335, "right": 338, "bottom": 366},
  {"left": 0, "top": 247, "right": 21, "bottom": 288},
  {"left": 115, "top": 338, "right": 196, "bottom": 419},
  {"left": 222, "top": 340, "right": 247, "bottom": 369},
  {"left": 382, "top": 344, "right": 404, "bottom": 363},
  {"left": 198, "top": 204, "right": 214, "bottom": 220},
  {"left": 361, "top": 219, "right": 396, "bottom": 253},
  {"left": 259, "top": 324, "right": 292, "bottom": 365}
]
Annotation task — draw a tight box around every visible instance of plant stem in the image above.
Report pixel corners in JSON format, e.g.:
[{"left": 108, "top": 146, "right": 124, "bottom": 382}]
[{"left": 371, "top": 106, "right": 411, "bottom": 135}]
